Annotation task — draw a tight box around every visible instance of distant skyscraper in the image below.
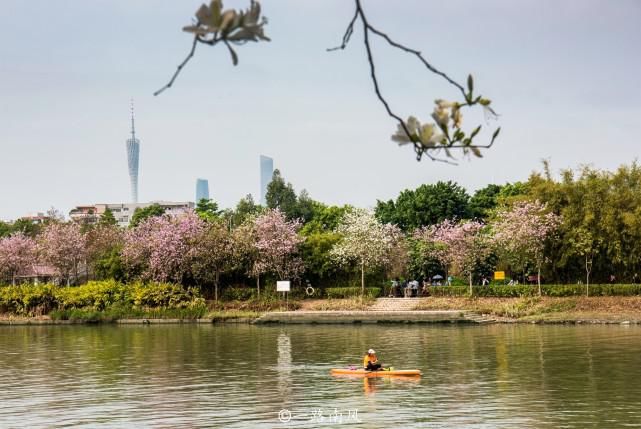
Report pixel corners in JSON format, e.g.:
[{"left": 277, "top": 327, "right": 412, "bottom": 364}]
[
  {"left": 126, "top": 100, "right": 140, "bottom": 203},
  {"left": 260, "top": 155, "right": 273, "bottom": 205},
  {"left": 196, "top": 178, "right": 210, "bottom": 203}
]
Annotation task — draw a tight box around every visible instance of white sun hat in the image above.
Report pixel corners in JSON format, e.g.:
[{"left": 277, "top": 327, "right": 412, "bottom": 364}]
[{"left": 368, "top": 349, "right": 376, "bottom": 354}]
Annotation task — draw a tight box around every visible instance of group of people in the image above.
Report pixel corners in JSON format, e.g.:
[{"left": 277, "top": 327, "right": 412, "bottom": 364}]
[{"left": 389, "top": 277, "right": 453, "bottom": 297}]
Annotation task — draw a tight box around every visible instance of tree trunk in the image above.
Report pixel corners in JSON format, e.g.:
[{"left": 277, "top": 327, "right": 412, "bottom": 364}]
[
  {"left": 586, "top": 255, "right": 591, "bottom": 297},
  {"left": 537, "top": 264, "right": 542, "bottom": 297},
  {"left": 215, "top": 271, "right": 219, "bottom": 302},
  {"left": 361, "top": 262, "right": 365, "bottom": 297},
  {"left": 257, "top": 275, "right": 260, "bottom": 298},
  {"left": 469, "top": 272, "right": 473, "bottom": 296}
]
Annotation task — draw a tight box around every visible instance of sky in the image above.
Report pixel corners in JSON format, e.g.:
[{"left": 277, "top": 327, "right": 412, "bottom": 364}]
[{"left": 1, "top": 0, "right": 640, "bottom": 221}]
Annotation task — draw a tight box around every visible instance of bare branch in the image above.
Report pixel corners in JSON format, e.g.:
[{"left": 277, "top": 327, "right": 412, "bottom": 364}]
[
  {"left": 366, "top": 25, "right": 466, "bottom": 97},
  {"left": 327, "top": 0, "right": 499, "bottom": 162},
  {"left": 154, "top": 36, "right": 200, "bottom": 97},
  {"left": 327, "top": 6, "right": 358, "bottom": 51}
]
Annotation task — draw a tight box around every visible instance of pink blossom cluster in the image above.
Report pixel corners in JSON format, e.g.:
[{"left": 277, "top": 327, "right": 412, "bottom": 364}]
[
  {"left": 39, "top": 222, "right": 87, "bottom": 283},
  {"left": 123, "top": 211, "right": 206, "bottom": 283},
  {"left": 492, "top": 200, "right": 561, "bottom": 264},
  {"left": 0, "top": 233, "right": 37, "bottom": 284},
  {"left": 252, "top": 209, "right": 305, "bottom": 280}
]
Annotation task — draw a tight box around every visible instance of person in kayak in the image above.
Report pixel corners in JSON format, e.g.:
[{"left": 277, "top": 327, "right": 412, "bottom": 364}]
[{"left": 363, "top": 349, "right": 382, "bottom": 371}]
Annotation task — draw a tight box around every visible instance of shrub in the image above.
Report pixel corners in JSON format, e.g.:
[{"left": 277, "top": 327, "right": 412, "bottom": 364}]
[
  {"left": 325, "top": 287, "right": 381, "bottom": 299},
  {"left": 428, "top": 284, "right": 641, "bottom": 297},
  {"left": 221, "top": 287, "right": 255, "bottom": 301},
  {"left": 0, "top": 281, "right": 206, "bottom": 316},
  {"left": 129, "top": 282, "right": 204, "bottom": 309},
  {"left": 0, "top": 284, "right": 57, "bottom": 315},
  {"left": 55, "top": 279, "right": 127, "bottom": 310}
]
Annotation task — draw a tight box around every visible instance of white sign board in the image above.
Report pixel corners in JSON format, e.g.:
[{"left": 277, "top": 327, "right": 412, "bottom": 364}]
[{"left": 277, "top": 281, "right": 291, "bottom": 292}]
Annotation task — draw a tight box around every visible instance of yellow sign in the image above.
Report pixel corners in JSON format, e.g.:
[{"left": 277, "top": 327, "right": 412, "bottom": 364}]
[{"left": 494, "top": 271, "right": 505, "bottom": 280}]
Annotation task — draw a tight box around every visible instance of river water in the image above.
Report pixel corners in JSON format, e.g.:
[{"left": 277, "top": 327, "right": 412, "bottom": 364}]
[{"left": 1, "top": 324, "right": 641, "bottom": 428}]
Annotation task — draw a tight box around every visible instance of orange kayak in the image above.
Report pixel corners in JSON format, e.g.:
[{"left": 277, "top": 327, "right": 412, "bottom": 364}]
[{"left": 331, "top": 368, "right": 421, "bottom": 376}]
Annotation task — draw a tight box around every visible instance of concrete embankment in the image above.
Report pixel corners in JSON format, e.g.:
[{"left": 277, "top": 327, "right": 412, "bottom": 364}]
[{"left": 253, "top": 310, "right": 487, "bottom": 324}]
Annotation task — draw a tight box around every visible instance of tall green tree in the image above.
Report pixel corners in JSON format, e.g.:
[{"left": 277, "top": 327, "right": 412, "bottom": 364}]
[
  {"left": 195, "top": 198, "right": 222, "bottom": 222},
  {"left": 469, "top": 184, "right": 502, "bottom": 219},
  {"left": 129, "top": 204, "right": 166, "bottom": 228},
  {"left": 227, "top": 194, "right": 262, "bottom": 228},
  {"left": 266, "top": 169, "right": 299, "bottom": 219},
  {"left": 99, "top": 208, "right": 118, "bottom": 226},
  {"left": 375, "top": 181, "right": 471, "bottom": 231},
  {"left": 0, "top": 221, "right": 11, "bottom": 238}
]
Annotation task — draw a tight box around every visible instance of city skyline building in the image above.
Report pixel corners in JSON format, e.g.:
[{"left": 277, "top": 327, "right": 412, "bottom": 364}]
[
  {"left": 70, "top": 201, "right": 195, "bottom": 228},
  {"left": 260, "top": 155, "right": 273, "bottom": 206},
  {"left": 196, "top": 178, "right": 210, "bottom": 203},
  {"left": 126, "top": 100, "right": 140, "bottom": 203}
]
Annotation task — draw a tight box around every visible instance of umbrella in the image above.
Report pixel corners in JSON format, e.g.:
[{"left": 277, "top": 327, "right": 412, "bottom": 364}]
[{"left": 432, "top": 275, "right": 444, "bottom": 280}]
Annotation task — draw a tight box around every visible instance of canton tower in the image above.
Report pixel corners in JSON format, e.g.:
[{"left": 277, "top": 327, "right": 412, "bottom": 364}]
[{"left": 126, "top": 100, "right": 140, "bottom": 203}]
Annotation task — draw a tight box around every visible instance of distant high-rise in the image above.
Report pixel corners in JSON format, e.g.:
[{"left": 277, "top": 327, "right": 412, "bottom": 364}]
[
  {"left": 126, "top": 100, "right": 140, "bottom": 203},
  {"left": 196, "top": 178, "right": 210, "bottom": 203},
  {"left": 260, "top": 155, "right": 273, "bottom": 205}
]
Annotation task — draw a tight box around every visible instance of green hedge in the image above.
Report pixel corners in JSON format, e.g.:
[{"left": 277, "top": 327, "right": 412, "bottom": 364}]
[
  {"left": 428, "top": 284, "right": 641, "bottom": 297},
  {"left": 0, "top": 281, "right": 204, "bottom": 316},
  {"left": 325, "top": 287, "right": 381, "bottom": 299}
]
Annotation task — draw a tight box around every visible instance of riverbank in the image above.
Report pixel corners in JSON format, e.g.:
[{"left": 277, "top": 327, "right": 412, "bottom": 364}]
[{"left": 4, "top": 297, "right": 641, "bottom": 325}]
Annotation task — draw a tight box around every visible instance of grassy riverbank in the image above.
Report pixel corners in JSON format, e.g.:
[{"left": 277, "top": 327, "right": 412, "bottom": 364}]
[
  {"left": 415, "top": 296, "right": 641, "bottom": 322},
  {"left": 4, "top": 281, "right": 641, "bottom": 324}
]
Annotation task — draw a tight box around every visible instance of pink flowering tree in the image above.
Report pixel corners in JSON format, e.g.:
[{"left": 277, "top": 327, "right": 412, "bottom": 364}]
[
  {"left": 189, "top": 221, "right": 234, "bottom": 301},
  {"left": 249, "top": 209, "right": 304, "bottom": 296},
  {"left": 123, "top": 211, "right": 206, "bottom": 283},
  {"left": 491, "top": 200, "right": 561, "bottom": 295},
  {"left": 422, "top": 219, "right": 492, "bottom": 294},
  {"left": 331, "top": 209, "right": 401, "bottom": 296},
  {"left": 39, "top": 222, "right": 87, "bottom": 285},
  {"left": 0, "top": 233, "right": 37, "bottom": 285}
]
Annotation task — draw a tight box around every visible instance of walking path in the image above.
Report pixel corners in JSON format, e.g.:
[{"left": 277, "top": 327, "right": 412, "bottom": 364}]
[{"left": 369, "top": 297, "right": 427, "bottom": 311}]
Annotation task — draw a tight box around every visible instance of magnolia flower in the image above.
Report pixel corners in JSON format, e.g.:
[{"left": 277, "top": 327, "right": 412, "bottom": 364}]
[
  {"left": 431, "top": 105, "right": 450, "bottom": 128},
  {"left": 451, "top": 106, "right": 463, "bottom": 128},
  {"left": 183, "top": 0, "right": 269, "bottom": 42},
  {"left": 391, "top": 116, "right": 444, "bottom": 147},
  {"left": 391, "top": 116, "right": 419, "bottom": 145},
  {"left": 435, "top": 99, "right": 456, "bottom": 109},
  {"left": 419, "top": 123, "right": 445, "bottom": 147}
]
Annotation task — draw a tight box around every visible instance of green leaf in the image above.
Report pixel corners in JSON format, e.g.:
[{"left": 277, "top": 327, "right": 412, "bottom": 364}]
[
  {"left": 492, "top": 127, "right": 501, "bottom": 140},
  {"left": 225, "top": 43, "right": 239, "bottom": 65},
  {"left": 470, "top": 125, "right": 482, "bottom": 139},
  {"left": 467, "top": 74, "right": 474, "bottom": 94}
]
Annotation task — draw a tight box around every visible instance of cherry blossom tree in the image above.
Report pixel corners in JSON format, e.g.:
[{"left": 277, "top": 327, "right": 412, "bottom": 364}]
[
  {"left": 416, "top": 219, "right": 492, "bottom": 294},
  {"left": 331, "top": 209, "right": 401, "bottom": 295},
  {"left": 39, "top": 222, "right": 87, "bottom": 286},
  {"left": 230, "top": 209, "right": 304, "bottom": 297},
  {"left": 123, "top": 211, "right": 206, "bottom": 283},
  {"left": 492, "top": 200, "right": 561, "bottom": 295},
  {"left": 255, "top": 209, "right": 304, "bottom": 293},
  {"left": 189, "top": 220, "right": 234, "bottom": 301},
  {"left": 0, "top": 233, "right": 37, "bottom": 285}
]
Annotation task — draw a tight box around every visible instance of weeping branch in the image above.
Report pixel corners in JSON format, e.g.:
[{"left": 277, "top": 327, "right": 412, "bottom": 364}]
[{"left": 329, "top": 0, "right": 500, "bottom": 162}]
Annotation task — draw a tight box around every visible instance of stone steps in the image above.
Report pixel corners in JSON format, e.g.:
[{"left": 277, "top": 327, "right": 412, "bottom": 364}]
[
  {"left": 370, "top": 298, "right": 428, "bottom": 311},
  {"left": 463, "top": 312, "right": 496, "bottom": 324}
]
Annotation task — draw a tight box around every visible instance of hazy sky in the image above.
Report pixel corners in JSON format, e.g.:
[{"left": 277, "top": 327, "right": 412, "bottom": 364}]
[{"left": 1, "top": 0, "right": 640, "bottom": 221}]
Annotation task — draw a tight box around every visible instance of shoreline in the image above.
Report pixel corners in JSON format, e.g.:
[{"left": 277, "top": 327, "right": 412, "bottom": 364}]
[
  {"left": 5, "top": 296, "right": 641, "bottom": 326},
  {"left": 3, "top": 312, "right": 641, "bottom": 326}
]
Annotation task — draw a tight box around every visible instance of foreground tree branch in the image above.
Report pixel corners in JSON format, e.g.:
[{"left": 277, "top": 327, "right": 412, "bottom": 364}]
[
  {"left": 329, "top": 0, "right": 501, "bottom": 162},
  {"left": 155, "top": 0, "right": 501, "bottom": 162}
]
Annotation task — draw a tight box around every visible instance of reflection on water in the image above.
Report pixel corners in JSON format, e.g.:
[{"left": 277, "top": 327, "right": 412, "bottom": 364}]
[{"left": 1, "top": 324, "right": 641, "bottom": 428}]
